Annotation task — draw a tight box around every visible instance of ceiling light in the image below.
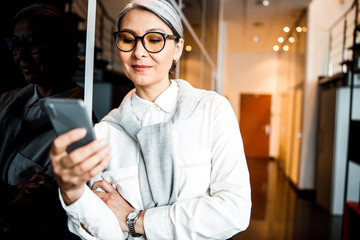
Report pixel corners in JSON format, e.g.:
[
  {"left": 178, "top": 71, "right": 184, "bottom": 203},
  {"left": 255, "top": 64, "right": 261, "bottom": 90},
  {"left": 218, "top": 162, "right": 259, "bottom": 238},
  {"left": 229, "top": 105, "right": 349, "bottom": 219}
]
[
  {"left": 302, "top": 26, "right": 308, "bottom": 32},
  {"left": 262, "top": 0, "right": 270, "bottom": 6},
  {"left": 255, "top": 0, "right": 270, "bottom": 7},
  {"left": 283, "top": 26, "right": 290, "bottom": 33},
  {"left": 273, "top": 45, "right": 280, "bottom": 51},
  {"left": 283, "top": 45, "right": 289, "bottom": 51},
  {"left": 185, "top": 45, "right": 192, "bottom": 52},
  {"left": 278, "top": 37, "right": 284, "bottom": 43},
  {"left": 289, "top": 37, "right": 295, "bottom": 43},
  {"left": 296, "top": 26, "right": 302, "bottom": 32},
  {"left": 253, "top": 35, "right": 260, "bottom": 42}
]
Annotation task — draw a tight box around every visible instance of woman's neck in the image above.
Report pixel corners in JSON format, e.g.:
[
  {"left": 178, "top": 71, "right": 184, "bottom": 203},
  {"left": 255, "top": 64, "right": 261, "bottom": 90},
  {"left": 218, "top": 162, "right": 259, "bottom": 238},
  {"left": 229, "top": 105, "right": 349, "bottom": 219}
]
[
  {"left": 135, "top": 80, "right": 171, "bottom": 102},
  {"left": 36, "top": 81, "right": 76, "bottom": 98}
]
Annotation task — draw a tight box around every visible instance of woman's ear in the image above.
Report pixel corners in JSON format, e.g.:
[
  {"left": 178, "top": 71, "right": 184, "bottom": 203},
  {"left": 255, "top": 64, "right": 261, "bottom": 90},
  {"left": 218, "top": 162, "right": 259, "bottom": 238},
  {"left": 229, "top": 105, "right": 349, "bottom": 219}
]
[{"left": 173, "top": 38, "right": 184, "bottom": 62}]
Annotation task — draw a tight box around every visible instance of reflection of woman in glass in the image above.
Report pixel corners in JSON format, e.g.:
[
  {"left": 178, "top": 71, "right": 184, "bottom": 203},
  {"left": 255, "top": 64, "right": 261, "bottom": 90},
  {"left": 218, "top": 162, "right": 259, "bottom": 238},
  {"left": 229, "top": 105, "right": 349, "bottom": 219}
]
[
  {"left": 50, "top": 0, "right": 251, "bottom": 239},
  {"left": 0, "top": 4, "right": 83, "bottom": 239}
]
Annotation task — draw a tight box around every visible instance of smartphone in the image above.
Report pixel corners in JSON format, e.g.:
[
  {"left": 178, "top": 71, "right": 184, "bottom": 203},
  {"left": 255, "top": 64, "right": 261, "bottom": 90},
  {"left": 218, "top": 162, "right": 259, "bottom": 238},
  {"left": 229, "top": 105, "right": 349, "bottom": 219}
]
[{"left": 43, "top": 98, "right": 96, "bottom": 153}]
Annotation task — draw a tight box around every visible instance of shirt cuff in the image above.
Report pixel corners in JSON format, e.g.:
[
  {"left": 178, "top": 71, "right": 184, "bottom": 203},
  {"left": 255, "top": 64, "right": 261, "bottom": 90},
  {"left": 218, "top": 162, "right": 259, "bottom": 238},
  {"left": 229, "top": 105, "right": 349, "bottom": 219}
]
[
  {"left": 144, "top": 205, "right": 172, "bottom": 240},
  {"left": 59, "top": 186, "right": 124, "bottom": 240}
]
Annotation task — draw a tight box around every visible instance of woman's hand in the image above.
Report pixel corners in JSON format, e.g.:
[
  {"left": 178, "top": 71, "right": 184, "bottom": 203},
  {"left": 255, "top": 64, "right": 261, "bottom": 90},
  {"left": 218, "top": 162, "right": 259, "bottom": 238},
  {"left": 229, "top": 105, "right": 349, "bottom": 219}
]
[
  {"left": 91, "top": 180, "right": 145, "bottom": 235},
  {"left": 49, "top": 128, "right": 111, "bottom": 205}
]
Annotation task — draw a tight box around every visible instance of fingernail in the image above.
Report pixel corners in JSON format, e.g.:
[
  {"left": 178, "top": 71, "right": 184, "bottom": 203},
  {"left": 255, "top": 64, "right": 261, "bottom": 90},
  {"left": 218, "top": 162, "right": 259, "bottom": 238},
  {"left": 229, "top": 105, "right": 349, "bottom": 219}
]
[{"left": 79, "top": 128, "right": 87, "bottom": 135}]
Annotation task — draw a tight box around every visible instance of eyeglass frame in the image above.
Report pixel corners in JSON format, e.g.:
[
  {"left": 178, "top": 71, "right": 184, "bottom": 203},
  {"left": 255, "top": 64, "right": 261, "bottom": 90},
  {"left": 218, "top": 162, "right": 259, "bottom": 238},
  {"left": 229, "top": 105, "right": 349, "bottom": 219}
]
[
  {"left": 5, "top": 34, "right": 44, "bottom": 56},
  {"left": 113, "top": 30, "right": 179, "bottom": 53}
]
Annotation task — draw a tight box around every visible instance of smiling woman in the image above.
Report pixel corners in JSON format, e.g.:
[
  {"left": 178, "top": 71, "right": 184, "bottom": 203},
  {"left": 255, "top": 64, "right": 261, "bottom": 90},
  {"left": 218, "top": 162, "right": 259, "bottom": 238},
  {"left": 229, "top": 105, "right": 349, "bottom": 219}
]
[
  {"left": 115, "top": 8, "right": 183, "bottom": 101},
  {"left": 49, "top": 1, "right": 252, "bottom": 239}
]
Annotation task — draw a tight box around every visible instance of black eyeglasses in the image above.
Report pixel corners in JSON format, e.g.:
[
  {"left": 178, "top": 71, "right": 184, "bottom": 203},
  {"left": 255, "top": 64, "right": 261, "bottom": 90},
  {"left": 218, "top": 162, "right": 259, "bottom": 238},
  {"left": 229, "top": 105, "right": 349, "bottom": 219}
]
[
  {"left": 5, "top": 35, "right": 44, "bottom": 56},
  {"left": 113, "top": 31, "right": 178, "bottom": 53}
]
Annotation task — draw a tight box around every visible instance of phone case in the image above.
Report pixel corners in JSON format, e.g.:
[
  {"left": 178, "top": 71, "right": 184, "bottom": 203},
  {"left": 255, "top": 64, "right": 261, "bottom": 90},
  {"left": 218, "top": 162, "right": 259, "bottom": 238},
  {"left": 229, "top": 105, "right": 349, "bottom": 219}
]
[{"left": 43, "top": 98, "right": 96, "bottom": 153}]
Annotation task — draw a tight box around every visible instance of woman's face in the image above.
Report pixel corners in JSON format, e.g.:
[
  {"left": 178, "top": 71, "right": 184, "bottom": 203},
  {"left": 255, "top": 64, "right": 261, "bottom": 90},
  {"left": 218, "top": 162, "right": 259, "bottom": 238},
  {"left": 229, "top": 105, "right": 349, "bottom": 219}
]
[
  {"left": 12, "top": 18, "right": 48, "bottom": 85},
  {"left": 118, "top": 9, "right": 183, "bottom": 96}
]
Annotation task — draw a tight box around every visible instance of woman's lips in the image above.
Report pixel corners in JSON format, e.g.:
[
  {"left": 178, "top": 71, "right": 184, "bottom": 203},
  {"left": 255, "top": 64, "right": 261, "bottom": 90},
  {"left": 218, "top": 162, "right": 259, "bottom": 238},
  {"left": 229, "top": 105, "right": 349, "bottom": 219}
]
[
  {"left": 21, "top": 65, "right": 34, "bottom": 74},
  {"left": 132, "top": 65, "right": 152, "bottom": 72}
]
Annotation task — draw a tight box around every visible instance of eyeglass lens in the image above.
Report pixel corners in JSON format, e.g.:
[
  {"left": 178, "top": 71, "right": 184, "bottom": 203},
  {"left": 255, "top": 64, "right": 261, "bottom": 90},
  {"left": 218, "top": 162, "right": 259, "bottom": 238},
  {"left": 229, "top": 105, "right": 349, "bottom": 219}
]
[
  {"left": 6, "top": 35, "right": 42, "bottom": 56},
  {"left": 115, "top": 32, "right": 166, "bottom": 53}
]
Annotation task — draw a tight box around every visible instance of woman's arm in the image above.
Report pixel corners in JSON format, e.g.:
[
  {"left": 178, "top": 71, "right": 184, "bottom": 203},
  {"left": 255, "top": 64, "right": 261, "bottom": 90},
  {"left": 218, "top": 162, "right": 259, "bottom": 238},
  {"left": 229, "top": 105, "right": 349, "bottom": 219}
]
[
  {"left": 50, "top": 128, "right": 125, "bottom": 239},
  {"left": 49, "top": 128, "right": 111, "bottom": 204},
  {"left": 91, "top": 180, "right": 146, "bottom": 235}
]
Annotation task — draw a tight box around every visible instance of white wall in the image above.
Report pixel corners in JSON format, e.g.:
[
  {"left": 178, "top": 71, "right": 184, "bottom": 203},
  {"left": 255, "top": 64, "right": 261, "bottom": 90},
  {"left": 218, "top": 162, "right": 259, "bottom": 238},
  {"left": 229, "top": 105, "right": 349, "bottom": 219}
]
[
  {"left": 224, "top": 51, "right": 279, "bottom": 157},
  {"left": 301, "top": 0, "right": 354, "bottom": 190}
]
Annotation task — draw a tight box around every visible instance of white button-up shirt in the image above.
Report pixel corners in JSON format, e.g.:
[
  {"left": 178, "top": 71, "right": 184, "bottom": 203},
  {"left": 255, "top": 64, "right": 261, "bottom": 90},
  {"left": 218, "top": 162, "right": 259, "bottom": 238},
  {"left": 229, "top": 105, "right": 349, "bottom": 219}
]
[{"left": 60, "top": 80, "right": 251, "bottom": 240}]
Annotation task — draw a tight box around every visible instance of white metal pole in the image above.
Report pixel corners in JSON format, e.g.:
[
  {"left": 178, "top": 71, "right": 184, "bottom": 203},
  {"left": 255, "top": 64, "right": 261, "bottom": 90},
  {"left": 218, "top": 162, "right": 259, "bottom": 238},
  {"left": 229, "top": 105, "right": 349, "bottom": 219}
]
[
  {"left": 216, "top": 0, "right": 225, "bottom": 94},
  {"left": 84, "top": 0, "right": 97, "bottom": 119}
]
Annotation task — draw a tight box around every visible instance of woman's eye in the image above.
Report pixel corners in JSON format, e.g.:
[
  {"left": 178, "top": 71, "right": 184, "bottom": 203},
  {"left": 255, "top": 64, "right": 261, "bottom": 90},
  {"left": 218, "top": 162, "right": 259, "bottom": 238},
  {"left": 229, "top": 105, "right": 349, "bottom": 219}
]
[
  {"left": 122, "top": 39, "right": 135, "bottom": 44},
  {"left": 148, "top": 38, "right": 162, "bottom": 44}
]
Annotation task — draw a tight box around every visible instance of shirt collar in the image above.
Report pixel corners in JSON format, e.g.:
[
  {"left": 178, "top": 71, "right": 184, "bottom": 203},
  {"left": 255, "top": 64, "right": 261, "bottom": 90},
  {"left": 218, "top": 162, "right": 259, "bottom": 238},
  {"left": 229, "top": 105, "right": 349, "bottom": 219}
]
[
  {"left": 154, "top": 80, "right": 178, "bottom": 113},
  {"left": 26, "top": 84, "right": 82, "bottom": 108},
  {"left": 25, "top": 85, "right": 40, "bottom": 108},
  {"left": 131, "top": 93, "right": 152, "bottom": 120},
  {"left": 131, "top": 80, "right": 179, "bottom": 119}
]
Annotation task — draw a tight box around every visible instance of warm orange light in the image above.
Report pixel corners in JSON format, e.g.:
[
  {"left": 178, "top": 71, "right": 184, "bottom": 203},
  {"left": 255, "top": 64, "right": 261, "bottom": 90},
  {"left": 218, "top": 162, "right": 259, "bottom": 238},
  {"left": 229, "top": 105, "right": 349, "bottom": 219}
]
[
  {"left": 273, "top": 45, "right": 280, "bottom": 51},
  {"left": 289, "top": 37, "right": 295, "bottom": 43},
  {"left": 296, "top": 26, "right": 302, "bottom": 32},
  {"left": 278, "top": 37, "right": 284, "bottom": 43},
  {"left": 283, "top": 45, "right": 289, "bottom": 51},
  {"left": 283, "top": 26, "right": 290, "bottom": 33}
]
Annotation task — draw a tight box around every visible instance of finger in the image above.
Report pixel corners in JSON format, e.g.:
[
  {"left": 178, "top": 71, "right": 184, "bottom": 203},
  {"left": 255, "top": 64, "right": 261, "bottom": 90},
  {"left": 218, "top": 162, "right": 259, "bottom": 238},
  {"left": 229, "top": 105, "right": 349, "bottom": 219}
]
[
  {"left": 86, "top": 155, "right": 112, "bottom": 181},
  {"left": 91, "top": 180, "right": 116, "bottom": 193},
  {"left": 70, "top": 144, "right": 111, "bottom": 175},
  {"left": 67, "top": 139, "right": 108, "bottom": 167},
  {"left": 64, "top": 153, "right": 111, "bottom": 188},
  {"left": 93, "top": 191, "right": 106, "bottom": 198},
  {"left": 73, "top": 154, "right": 111, "bottom": 185},
  {"left": 51, "top": 128, "right": 87, "bottom": 155}
]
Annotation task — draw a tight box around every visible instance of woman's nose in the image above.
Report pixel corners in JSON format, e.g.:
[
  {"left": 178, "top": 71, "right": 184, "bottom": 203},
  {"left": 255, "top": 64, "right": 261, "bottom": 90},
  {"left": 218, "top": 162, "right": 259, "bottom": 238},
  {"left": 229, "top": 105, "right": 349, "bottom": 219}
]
[
  {"left": 132, "top": 39, "right": 148, "bottom": 58},
  {"left": 13, "top": 46, "right": 33, "bottom": 64}
]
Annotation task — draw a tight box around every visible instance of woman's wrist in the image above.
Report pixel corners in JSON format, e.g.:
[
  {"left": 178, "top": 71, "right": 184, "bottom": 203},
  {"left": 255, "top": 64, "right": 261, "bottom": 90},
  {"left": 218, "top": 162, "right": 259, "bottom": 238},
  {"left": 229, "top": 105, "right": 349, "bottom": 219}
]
[
  {"left": 134, "top": 210, "right": 146, "bottom": 235},
  {"left": 60, "top": 185, "right": 85, "bottom": 205}
]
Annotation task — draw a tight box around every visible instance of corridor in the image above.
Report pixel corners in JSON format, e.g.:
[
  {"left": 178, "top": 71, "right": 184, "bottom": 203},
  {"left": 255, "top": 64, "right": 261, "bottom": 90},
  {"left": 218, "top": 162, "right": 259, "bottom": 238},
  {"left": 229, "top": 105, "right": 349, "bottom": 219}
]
[{"left": 234, "top": 158, "right": 342, "bottom": 240}]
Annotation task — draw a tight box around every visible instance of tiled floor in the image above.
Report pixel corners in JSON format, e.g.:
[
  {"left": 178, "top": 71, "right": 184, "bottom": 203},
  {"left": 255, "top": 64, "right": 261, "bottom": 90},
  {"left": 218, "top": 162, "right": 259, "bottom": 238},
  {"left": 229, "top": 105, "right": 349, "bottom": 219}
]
[{"left": 233, "top": 158, "right": 343, "bottom": 240}]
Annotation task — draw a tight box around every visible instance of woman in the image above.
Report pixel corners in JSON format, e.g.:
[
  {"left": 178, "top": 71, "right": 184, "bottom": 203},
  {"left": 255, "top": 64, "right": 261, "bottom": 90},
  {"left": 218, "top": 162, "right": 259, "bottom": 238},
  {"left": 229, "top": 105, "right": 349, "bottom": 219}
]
[
  {"left": 0, "top": 4, "right": 83, "bottom": 239},
  {"left": 50, "top": 0, "right": 251, "bottom": 239}
]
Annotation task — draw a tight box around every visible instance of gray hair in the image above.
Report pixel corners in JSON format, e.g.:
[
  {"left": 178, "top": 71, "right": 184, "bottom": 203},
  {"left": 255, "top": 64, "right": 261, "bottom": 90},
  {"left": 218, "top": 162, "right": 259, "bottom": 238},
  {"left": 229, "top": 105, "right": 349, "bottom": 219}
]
[{"left": 117, "top": 0, "right": 183, "bottom": 38}]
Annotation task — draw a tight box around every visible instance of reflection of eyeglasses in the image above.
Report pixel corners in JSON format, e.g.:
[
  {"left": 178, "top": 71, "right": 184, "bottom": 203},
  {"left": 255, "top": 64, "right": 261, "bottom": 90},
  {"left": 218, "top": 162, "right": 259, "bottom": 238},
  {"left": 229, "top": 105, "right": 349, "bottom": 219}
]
[
  {"left": 113, "top": 31, "right": 178, "bottom": 53},
  {"left": 5, "top": 35, "right": 43, "bottom": 56}
]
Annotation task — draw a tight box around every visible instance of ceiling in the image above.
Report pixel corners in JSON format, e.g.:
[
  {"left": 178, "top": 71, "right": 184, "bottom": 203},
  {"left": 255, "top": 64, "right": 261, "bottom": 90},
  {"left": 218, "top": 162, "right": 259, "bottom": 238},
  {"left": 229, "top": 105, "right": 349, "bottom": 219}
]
[
  {"left": 223, "top": 0, "right": 312, "bottom": 52},
  {"left": 102, "top": 0, "right": 312, "bottom": 53},
  {"left": 179, "top": 0, "right": 312, "bottom": 52}
]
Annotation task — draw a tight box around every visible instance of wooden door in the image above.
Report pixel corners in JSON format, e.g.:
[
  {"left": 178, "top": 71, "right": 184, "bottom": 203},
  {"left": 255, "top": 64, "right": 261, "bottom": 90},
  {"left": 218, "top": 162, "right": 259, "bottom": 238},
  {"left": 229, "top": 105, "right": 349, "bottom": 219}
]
[{"left": 240, "top": 94, "right": 271, "bottom": 158}]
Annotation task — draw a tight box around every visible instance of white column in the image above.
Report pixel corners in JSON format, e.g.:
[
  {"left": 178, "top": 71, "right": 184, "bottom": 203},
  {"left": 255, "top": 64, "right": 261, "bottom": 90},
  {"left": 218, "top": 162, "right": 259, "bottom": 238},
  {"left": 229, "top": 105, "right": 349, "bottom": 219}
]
[{"left": 84, "top": 0, "right": 97, "bottom": 119}]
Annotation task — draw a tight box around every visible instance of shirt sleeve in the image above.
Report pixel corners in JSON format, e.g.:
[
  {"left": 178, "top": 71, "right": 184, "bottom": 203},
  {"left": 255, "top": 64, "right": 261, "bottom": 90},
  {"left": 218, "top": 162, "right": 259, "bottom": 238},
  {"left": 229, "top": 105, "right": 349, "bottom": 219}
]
[
  {"left": 143, "top": 95, "right": 252, "bottom": 240},
  {"left": 59, "top": 185, "right": 125, "bottom": 240}
]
